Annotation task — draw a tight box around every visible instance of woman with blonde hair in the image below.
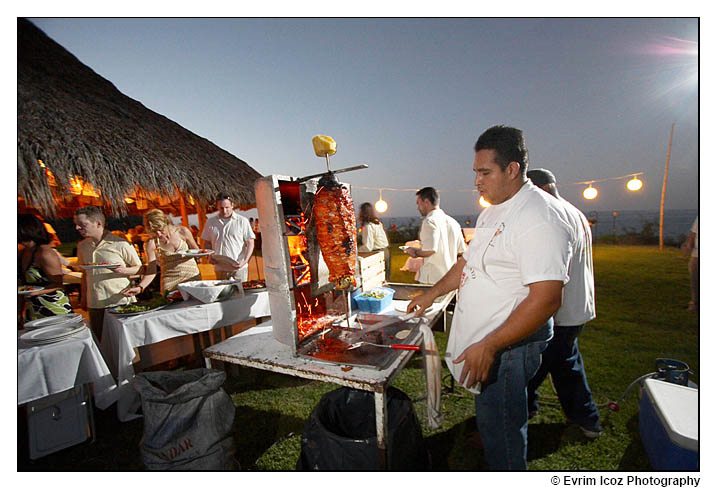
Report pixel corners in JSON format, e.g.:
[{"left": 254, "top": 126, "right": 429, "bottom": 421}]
[{"left": 120, "top": 209, "right": 201, "bottom": 296}]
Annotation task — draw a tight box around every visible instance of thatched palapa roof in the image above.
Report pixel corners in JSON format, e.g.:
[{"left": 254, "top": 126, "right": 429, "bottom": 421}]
[{"left": 18, "top": 18, "right": 262, "bottom": 218}]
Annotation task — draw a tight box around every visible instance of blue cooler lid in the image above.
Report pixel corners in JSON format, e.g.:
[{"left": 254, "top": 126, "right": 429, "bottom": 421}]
[{"left": 643, "top": 378, "right": 698, "bottom": 452}]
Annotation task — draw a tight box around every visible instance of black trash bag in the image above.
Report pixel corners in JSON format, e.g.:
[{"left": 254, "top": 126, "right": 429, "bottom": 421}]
[
  {"left": 132, "top": 368, "right": 237, "bottom": 470},
  {"left": 297, "top": 387, "right": 430, "bottom": 470}
]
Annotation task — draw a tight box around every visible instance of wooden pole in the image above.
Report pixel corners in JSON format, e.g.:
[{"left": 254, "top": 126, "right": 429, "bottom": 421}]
[
  {"left": 178, "top": 191, "right": 189, "bottom": 228},
  {"left": 197, "top": 201, "right": 207, "bottom": 246},
  {"left": 659, "top": 123, "right": 675, "bottom": 251}
]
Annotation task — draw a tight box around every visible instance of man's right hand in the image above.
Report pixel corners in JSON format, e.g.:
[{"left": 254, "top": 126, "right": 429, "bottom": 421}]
[
  {"left": 120, "top": 286, "right": 141, "bottom": 297},
  {"left": 453, "top": 338, "right": 500, "bottom": 389},
  {"left": 407, "top": 292, "right": 435, "bottom": 316}
]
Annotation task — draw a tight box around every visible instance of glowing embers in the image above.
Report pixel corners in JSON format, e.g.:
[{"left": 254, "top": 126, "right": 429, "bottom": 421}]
[{"left": 295, "top": 288, "right": 339, "bottom": 342}]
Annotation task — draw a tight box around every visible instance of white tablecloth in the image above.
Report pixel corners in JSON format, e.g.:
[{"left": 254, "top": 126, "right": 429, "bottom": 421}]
[
  {"left": 18, "top": 325, "right": 116, "bottom": 407},
  {"left": 100, "top": 291, "right": 270, "bottom": 421}
]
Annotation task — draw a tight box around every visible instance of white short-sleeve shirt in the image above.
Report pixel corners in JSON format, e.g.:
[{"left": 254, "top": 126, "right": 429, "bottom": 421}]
[
  {"left": 201, "top": 212, "right": 255, "bottom": 272},
  {"left": 78, "top": 233, "right": 142, "bottom": 308},
  {"left": 553, "top": 198, "right": 596, "bottom": 326},
  {"left": 446, "top": 181, "right": 573, "bottom": 391}
]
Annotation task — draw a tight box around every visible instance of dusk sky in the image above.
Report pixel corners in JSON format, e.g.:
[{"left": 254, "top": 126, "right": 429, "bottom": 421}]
[{"left": 27, "top": 17, "right": 698, "bottom": 218}]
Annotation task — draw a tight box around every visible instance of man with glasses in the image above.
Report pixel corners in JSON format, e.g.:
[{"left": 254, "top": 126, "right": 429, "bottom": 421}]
[{"left": 200, "top": 193, "right": 255, "bottom": 282}]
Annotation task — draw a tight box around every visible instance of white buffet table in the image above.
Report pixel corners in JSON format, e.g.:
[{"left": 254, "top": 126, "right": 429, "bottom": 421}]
[
  {"left": 18, "top": 324, "right": 116, "bottom": 408},
  {"left": 100, "top": 291, "right": 271, "bottom": 421}
]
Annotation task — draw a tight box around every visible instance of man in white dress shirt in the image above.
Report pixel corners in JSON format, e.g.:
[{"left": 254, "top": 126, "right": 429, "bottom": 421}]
[
  {"left": 406, "top": 187, "right": 467, "bottom": 284},
  {"left": 201, "top": 193, "right": 255, "bottom": 282}
]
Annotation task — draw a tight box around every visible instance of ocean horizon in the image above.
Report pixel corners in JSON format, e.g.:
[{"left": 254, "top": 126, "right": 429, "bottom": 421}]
[
  {"left": 166, "top": 207, "right": 696, "bottom": 242},
  {"left": 381, "top": 208, "right": 697, "bottom": 240}
]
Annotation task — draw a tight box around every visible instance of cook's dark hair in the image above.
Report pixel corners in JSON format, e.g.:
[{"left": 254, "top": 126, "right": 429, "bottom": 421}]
[
  {"left": 416, "top": 187, "right": 439, "bottom": 206},
  {"left": 75, "top": 206, "right": 106, "bottom": 226},
  {"left": 18, "top": 214, "right": 50, "bottom": 245},
  {"left": 215, "top": 192, "right": 233, "bottom": 202},
  {"left": 358, "top": 202, "right": 381, "bottom": 225},
  {"left": 474, "top": 125, "right": 529, "bottom": 176}
]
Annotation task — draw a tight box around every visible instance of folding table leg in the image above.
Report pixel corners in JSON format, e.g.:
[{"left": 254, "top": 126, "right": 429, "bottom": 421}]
[{"left": 374, "top": 391, "right": 388, "bottom": 469}]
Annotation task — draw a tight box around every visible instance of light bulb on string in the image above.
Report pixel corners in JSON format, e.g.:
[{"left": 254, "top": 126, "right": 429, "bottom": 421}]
[
  {"left": 627, "top": 175, "right": 643, "bottom": 191},
  {"left": 583, "top": 184, "right": 598, "bottom": 200},
  {"left": 374, "top": 189, "right": 388, "bottom": 213}
]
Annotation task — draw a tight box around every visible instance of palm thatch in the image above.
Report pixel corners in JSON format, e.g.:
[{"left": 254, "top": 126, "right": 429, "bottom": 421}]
[{"left": 18, "top": 18, "right": 262, "bottom": 218}]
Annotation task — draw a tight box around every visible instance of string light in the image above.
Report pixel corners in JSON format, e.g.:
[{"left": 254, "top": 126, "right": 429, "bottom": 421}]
[
  {"left": 374, "top": 189, "right": 388, "bottom": 213},
  {"left": 627, "top": 175, "right": 643, "bottom": 191},
  {"left": 583, "top": 184, "right": 598, "bottom": 200},
  {"left": 573, "top": 172, "right": 645, "bottom": 200},
  {"left": 354, "top": 170, "right": 644, "bottom": 206}
]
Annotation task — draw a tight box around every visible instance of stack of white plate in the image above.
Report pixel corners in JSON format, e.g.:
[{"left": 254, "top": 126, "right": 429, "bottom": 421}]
[
  {"left": 20, "top": 323, "right": 87, "bottom": 345},
  {"left": 23, "top": 313, "right": 84, "bottom": 330},
  {"left": 20, "top": 314, "right": 87, "bottom": 345}
]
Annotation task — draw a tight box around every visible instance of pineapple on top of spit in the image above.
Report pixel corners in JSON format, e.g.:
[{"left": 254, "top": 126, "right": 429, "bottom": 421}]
[
  {"left": 312, "top": 134, "right": 337, "bottom": 158},
  {"left": 311, "top": 135, "right": 358, "bottom": 290}
]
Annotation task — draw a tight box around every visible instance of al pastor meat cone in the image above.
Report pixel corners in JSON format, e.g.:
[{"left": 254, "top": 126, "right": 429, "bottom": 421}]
[{"left": 313, "top": 174, "right": 357, "bottom": 290}]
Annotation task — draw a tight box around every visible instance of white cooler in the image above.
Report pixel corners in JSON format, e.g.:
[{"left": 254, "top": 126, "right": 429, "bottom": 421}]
[
  {"left": 25, "top": 385, "right": 95, "bottom": 460},
  {"left": 639, "top": 378, "right": 698, "bottom": 470}
]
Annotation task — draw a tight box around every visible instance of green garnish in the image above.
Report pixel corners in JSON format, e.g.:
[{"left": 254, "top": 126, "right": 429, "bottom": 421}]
[
  {"left": 361, "top": 290, "right": 387, "bottom": 299},
  {"left": 114, "top": 294, "right": 169, "bottom": 314}
]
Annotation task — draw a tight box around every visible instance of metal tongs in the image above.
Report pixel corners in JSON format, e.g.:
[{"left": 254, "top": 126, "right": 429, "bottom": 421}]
[{"left": 347, "top": 341, "right": 420, "bottom": 351}]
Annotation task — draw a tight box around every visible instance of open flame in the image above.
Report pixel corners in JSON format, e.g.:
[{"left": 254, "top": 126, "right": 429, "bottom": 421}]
[{"left": 287, "top": 234, "right": 311, "bottom": 286}]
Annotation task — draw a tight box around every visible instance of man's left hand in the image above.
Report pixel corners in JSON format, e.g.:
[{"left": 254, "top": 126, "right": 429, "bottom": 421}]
[{"left": 453, "top": 338, "right": 500, "bottom": 389}]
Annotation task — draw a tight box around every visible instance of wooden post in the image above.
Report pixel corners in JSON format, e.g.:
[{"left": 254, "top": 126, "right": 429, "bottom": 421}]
[
  {"left": 178, "top": 192, "right": 189, "bottom": 228},
  {"left": 197, "top": 201, "right": 207, "bottom": 245},
  {"left": 659, "top": 123, "right": 675, "bottom": 251}
]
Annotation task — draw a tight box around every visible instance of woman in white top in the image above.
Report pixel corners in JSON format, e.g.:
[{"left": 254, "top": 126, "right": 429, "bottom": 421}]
[{"left": 358, "top": 202, "right": 391, "bottom": 280}]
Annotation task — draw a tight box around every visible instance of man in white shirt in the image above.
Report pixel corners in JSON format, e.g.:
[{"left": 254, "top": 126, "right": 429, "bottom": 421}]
[
  {"left": 408, "top": 126, "right": 573, "bottom": 470},
  {"left": 201, "top": 193, "right": 255, "bottom": 282},
  {"left": 525, "top": 168, "right": 601, "bottom": 439},
  {"left": 406, "top": 187, "right": 467, "bottom": 284}
]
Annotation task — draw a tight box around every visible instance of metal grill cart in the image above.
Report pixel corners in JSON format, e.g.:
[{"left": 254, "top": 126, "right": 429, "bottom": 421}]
[{"left": 203, "top": 171, "right": 455, "bottom": 467}]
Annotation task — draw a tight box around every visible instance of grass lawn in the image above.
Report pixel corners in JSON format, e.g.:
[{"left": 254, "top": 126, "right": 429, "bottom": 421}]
[{"left": 18, "top": 244, "right": 698, "bottom": 471}]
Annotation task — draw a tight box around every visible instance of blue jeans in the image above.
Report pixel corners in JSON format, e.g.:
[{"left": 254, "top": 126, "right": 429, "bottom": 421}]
[
  {"left": 474, "top": 337, "right": 548, "bottom": 470},
  {"left": 527, "top": 325, "right": 601, "bottom": 432}
]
